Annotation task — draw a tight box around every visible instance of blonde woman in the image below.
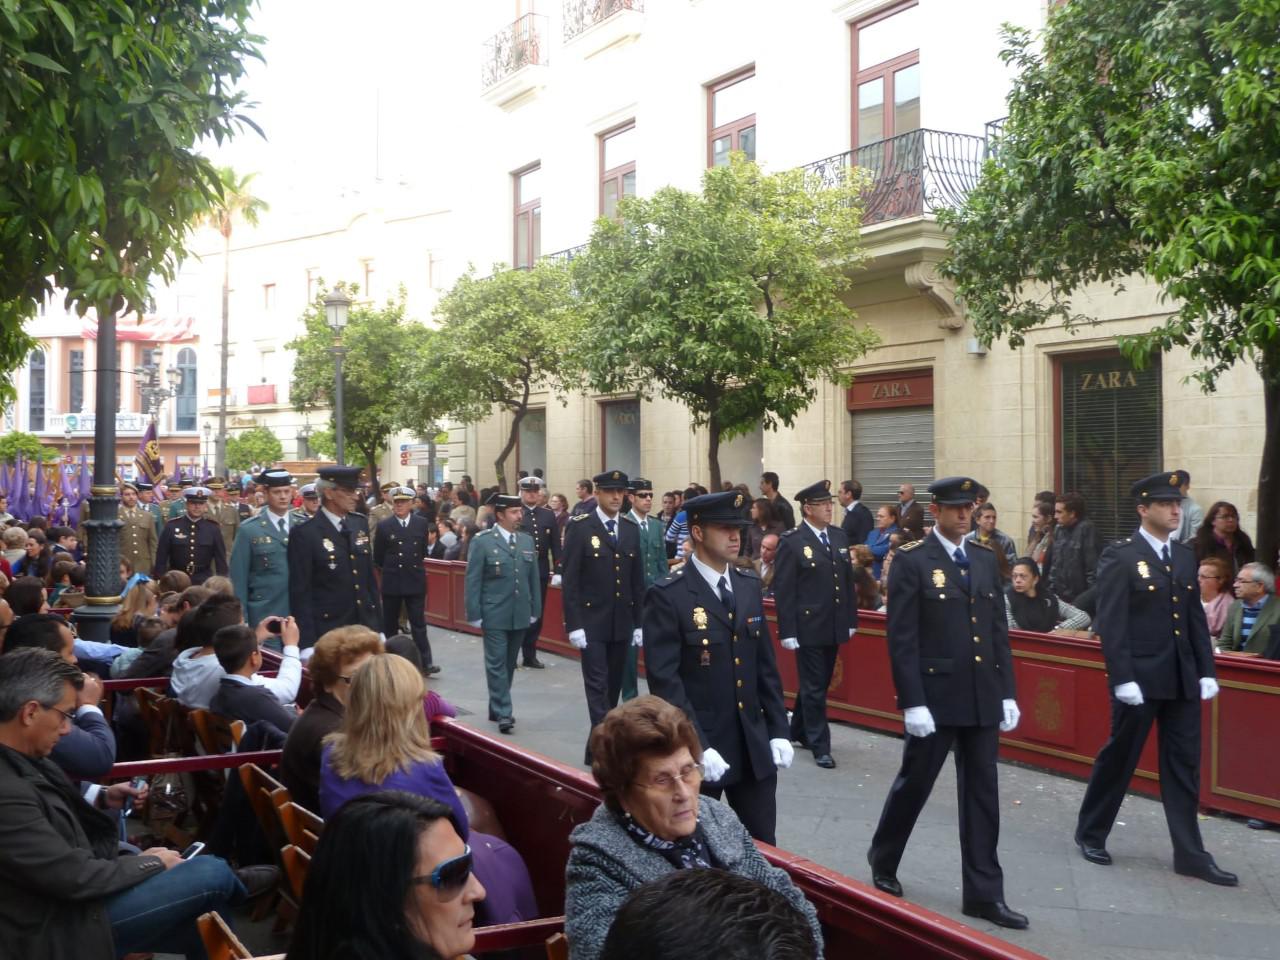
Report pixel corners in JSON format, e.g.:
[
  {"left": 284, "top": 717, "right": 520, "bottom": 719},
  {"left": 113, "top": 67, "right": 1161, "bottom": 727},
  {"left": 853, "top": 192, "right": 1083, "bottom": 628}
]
[
  {"left": 110, "top": 579, "right": 159, "bottom": 646},
  {"left": 319, "top": 654, "right": 538, "bottom": 925}
]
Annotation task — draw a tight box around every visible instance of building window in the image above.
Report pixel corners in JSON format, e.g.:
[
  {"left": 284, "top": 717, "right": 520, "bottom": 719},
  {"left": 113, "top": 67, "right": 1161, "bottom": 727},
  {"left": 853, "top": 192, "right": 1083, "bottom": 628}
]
[
  {"left": 263, "top": 283, "right": 276, "bottom": 310},
  {"left": 601, "top": 399, "right": 641, "bottom": 478},
  {"left": 175, "top": 347, "right": 197, "bottom": 431},
  {"left": 851, "top": 1, "right": 920, "bottom": 147},
  {"left": 28, "top": 349, "right": 45, "bottom": 431},
  {"left": 69, "top": 349, "right": 85, "bottom": 413},
  {"left": 707, "top": 68, "right": 756, "bottom": 167},
  {"left": 1057, "top": 352, "right": 1163, "bottom": 544},
  {"left": 513, "top": 164, "right": 542, "bottom": 269},
  {"left": 599, "top": 122, "right": 637, "bottom": 219}
]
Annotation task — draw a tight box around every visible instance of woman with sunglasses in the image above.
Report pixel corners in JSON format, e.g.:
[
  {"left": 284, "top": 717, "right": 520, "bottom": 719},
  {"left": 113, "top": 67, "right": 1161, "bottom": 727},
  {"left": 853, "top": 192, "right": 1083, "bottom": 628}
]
[
  {"left": 565, "top": 696, "right": 822, "bottom": 960},
  {"left": 319, "top": 654, "right": 537, "bottom": 925},
  {"left": 286, "top": 791, "right": 485, "bottom": 960}
]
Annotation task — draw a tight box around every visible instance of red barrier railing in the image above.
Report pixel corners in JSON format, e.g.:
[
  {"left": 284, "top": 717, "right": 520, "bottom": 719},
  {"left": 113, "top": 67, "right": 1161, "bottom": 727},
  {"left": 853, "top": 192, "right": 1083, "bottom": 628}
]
[{"left": 424, "top": 559, "right": 1280, "bottom": 823}]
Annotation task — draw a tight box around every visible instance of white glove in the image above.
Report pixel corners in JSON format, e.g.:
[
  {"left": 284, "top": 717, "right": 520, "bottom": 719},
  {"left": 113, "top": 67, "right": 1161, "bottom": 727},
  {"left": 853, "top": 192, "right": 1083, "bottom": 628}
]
[
  {"left": 550, "top": 574, "right": 562, "bottom": 587},
  {"left": 1113, "top": 681, "right": 1144, "bottom": 706},
  {"left": 781, "top": 637, "right": 799, "bottom": 651},
  {"left": 467, "top": 620, "right": 481, "bottom": 628},
  {"left": 632, "top": 628, "right": 643, "bottom": 647},
  {"left": 848, "top": 628, "right": 856, "bottom": 639},
  {"left": 770, "top": 738, "right": 794, "bottom": 769},
  {"left": 903, "top": 705, "right": 936, "bottom": 738},
  {"left": 529, "top": 616, "right": 537, "bottom": 625},
  {"left": 568, "top": 629, "right": 587, "bottom": 650},
  {"left": 1199, "top": 677, "right": 1219, "bottom": 700},
  {"left": 999, "top": 699, "right": 1020, "bottom": 732},
  {"left": 701, "top": 747, "right": 730, "bottom": 782}
]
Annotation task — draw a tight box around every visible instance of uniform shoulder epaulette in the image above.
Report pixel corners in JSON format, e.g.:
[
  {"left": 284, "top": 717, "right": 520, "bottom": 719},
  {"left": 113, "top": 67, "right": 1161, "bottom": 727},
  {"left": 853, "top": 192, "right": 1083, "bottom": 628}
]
[
  {"left": 898, "top": 538, "right": 925, "bottom": 552},
  {"left": 570, "top": 513, "right": 589, "bottom": 522},
  {"left": 618, "top": 513, "right": 638, "bottom": 525},
  {"left": 653, "top": 569, "right": 681, "bottom": 588},
  {"left": 781, "top": 528, "right": 799, "bottom": 537},
  {"left": 967, "top": 538, "right": 992, "bottom": 551},
  {"left": 473, "top": 528, "right": 494, "bottom": 540},
  {"left": 735, "top": 565, "right": 760, "bottom": 580}
]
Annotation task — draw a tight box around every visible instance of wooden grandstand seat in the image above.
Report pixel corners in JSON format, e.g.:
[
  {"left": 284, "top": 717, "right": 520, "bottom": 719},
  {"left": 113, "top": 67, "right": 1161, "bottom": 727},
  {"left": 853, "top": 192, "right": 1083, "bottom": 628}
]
[
  {"left": 545, "top": 932, "right": 569, "bottom": 960},
  {"left": 197, "top": 910, "right": 252, "bottom": 960},
  {"left": 278, "top": 801, "right": 323, "bottom": 855},
  {"left": 281, "top": 844, "right": 311, "bottom": 901},
  {"left": 189, "top": 708, "right": 244, "bottom": 755},
  {"left": 240, "top": 764, "right": 290, "bottom": 853}
]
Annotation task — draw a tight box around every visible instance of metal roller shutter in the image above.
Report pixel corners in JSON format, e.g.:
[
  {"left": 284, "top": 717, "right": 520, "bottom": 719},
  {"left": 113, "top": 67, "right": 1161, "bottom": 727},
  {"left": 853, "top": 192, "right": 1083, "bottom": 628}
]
[{"left": 852, "top": 407, "right": 935, "bottom": 510}]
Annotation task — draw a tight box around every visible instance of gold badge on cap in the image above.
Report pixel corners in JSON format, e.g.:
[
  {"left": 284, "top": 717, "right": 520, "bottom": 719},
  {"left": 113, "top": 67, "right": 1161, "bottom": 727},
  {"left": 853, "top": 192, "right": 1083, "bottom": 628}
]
[
  {"left": 612, "top": 471, "right": 620, "bottom": 480},
  {"left": 1137, "top": 560, "right": 1150, "bottom": 579},
  {"left": 803, "top": 545, "right": 813, "bottom": 559},
  {"left": 1168, "top": 473, "right": 1178, "bottom": 486},
  {"left": 693, "top": 607, "right": 708, "bottom": 630},
  {"left": 961, "top": 480, "right": 972, "bottom": 491},
  {"left": 734, "top": 494, "right": 743, "bottom": 508},
  {"left": 932, "top": 569, "right": 946, "bottom": 588},
  {"left": 823, "top": 479, "right": 831, "bottom": 490},
  {"left": 591, "top": 535, "right": 601, "bottom": 550}
]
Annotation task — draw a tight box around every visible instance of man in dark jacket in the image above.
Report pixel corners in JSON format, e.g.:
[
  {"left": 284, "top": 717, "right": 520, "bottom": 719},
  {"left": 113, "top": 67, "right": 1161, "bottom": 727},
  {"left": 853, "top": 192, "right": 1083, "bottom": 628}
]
[
  {"left": 209, "top": 625, "right": 297, "bottom": 731},
  {"left": 517, "top": 475, "right": 562, "bottom": 670},
  {"left": 0, "top": 648, "right": 262, "bottom": 959},
  {"left": 373, "top": 487, "right": 436, "bottom": 673},
  {"left": 838, "top": 480, "right": 874, "bottom": 546},
  {"left": 1049, "top": 492, "right": 1100, "bottom": 614}
]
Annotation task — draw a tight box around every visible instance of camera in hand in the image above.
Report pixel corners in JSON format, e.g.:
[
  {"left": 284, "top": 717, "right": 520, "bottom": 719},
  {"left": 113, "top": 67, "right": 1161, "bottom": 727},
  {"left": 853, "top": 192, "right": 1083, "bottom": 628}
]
[{"left": 266, "top": 618, "right": 283, "bottom": 635}]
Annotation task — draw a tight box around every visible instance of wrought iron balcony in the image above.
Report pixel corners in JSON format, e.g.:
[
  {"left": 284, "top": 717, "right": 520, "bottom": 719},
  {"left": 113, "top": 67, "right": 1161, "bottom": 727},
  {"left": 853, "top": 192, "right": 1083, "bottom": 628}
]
[
  {"left": 984, "top": 117, "right": 1007, "bottom": 159},
  {"left": 802, "top": 128, "right": 986, "bottom": 226},
  {"left": 543, "top": 243, "right": 588, "bottom": 264},
  {"left": 481, "top": 13, "right": 547, "bottom": 90},
  {"left": 563, "top": 0, "right": 644, "bottom": 42}
]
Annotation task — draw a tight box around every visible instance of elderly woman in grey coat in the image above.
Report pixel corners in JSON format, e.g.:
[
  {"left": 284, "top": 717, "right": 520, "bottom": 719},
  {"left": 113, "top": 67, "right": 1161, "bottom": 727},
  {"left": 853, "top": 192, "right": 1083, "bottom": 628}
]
[{"left": 564, "top": 696, "right": 822, "bottom": 960}]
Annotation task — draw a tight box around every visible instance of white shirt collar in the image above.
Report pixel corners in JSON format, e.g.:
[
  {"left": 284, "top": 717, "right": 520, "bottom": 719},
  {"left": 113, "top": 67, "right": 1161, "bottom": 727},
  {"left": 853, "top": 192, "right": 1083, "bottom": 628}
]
[
  {"left": 1137, "top": 525, "right": 1173, "bottom": 555},
  {"left": 321, "top": 507, "right": 346, "bottom": 532},
  {"left": 689, "top": 551, "right": 731, "bottom": 594},
  {"left": 844, "top": 500, "right": 859, "bottom": 512},
  {"left": 803, "top": 519, "right": 829, "bottom": 540},
  {"left": 224, "top": 673, "right": 255, "bottom": 686},
  {"left": 267, "top": 509, "right": 289, "bottom": 525},
  {"left": 596, "top": 505, "right": 620, "bottom": 528},
  {"left": 933, "top": 527, "right": 965, "bottom": 557}
]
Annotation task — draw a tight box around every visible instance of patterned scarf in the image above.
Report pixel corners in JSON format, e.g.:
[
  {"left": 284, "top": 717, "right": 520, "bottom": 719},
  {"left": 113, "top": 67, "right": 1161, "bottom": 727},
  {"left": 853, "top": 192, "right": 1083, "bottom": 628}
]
[{"left": 619, "top": 811, "right": 714, "bottom": 871}]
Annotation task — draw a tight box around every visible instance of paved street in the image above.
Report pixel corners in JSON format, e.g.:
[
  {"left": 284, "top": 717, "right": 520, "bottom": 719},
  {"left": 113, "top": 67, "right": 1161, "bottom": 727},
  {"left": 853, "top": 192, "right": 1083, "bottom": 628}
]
[{"left": 421, "top": 626, "right": 1280, "bottom": 960}]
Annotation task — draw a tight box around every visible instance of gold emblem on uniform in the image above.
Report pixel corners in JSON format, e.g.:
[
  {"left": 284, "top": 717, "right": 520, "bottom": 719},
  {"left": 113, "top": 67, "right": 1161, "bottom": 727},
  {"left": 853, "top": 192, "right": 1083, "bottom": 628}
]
[
  {"left": 932, "top": 569, "right": 946, "bottom": 588},
  {"left": 803, "top": 545, "right": 813, "bottom": 559},
  {"left": 692, "top": 606, "right": 708, "bottom": 630},
  {"left": 322, "top": 538, "right": 334, "bottom": 553},
  {"left": 1137, "top": 560, "right": 1150, "bottom": 579},
  {"left": 591, "top": 535, "right": 601, "bottom": 549}
]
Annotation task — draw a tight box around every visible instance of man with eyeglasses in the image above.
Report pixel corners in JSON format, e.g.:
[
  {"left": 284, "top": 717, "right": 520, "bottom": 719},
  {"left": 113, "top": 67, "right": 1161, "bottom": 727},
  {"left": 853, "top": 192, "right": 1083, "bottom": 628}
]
[
  {"left": 643, "top": 490, "right": 792, "bottom": 844},
  {"left": 0, "top": 647, "right": 274, "bottom": 959},
  {"left": 1075, "top": 470, "right": 1236, "bottom": 886},
  {"left": 1220, "top": 562, "right": 1279, "bottom": 655}
]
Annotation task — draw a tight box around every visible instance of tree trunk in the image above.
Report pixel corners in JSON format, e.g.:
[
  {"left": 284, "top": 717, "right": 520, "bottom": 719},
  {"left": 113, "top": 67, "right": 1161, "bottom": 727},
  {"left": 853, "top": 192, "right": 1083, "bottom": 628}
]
[
  {"left": 362, "top": 446, "right": 380, "bottom": 491},
  {"left": 494, "top": 407, "right": 526, "bottom": 494},
  {"left": 1256, "top": 346, "right": 1280, "bottom": 569},
  {"left": 707, "top": 411, "right": 722, "bottom": 491}
]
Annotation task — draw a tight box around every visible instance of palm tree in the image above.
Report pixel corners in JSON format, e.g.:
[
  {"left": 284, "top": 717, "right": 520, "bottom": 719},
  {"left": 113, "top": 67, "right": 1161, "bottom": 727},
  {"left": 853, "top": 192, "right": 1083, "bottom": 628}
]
[{"left": 203, "top": 167, "right": 267, "bottom": 475}]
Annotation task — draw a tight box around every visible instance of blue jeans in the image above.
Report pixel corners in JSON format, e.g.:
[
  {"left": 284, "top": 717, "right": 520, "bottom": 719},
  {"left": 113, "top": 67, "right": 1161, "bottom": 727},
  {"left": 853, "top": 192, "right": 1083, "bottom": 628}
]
[{"left": 106, "top": 855, "right": 246, "bottom": 959}]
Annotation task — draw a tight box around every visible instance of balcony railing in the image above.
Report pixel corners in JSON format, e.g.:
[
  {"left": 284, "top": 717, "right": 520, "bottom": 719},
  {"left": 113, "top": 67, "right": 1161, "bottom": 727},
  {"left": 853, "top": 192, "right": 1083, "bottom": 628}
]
[
  {"left": 563, "top": 0, "right": 643, "bottom": 42},
  {"left": 801, "top": 128, "right": 986, "bottom": 226},
  {"left": 983, "top": 116, "right": 1007, "bottom": 159},
  {"left": 482, "top": 13, "right": 547, "bottom": 89},
  {"left": 543, "top": 243, "right": 588, "bottom": 264}
]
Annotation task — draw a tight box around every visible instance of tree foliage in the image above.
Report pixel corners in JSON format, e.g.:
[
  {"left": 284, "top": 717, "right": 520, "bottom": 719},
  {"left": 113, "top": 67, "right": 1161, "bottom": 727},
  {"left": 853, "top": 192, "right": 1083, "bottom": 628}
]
[
  {"left": 0, "top": 0, "right": 263, "bottom": 398},
  {"left": 304, "top": 426, "right": 336, "bottom": 462},
  {"left": 0, "top": 431, "right": 60, "bottom": 463},
  {"left": 225, "top": 426, "right": 283, "bottom": 473},
  {"left": 571, "top": 154, "right": 878, "bottom": 488},
  {"left": 938, "top": 0, "right": 1280, "bottom": 565},
  {"left": 419, "top": 261, "right": 583, "bottom": 491},
  {"left": 287, "top": 285, "right": 425, "bottom": 485}
]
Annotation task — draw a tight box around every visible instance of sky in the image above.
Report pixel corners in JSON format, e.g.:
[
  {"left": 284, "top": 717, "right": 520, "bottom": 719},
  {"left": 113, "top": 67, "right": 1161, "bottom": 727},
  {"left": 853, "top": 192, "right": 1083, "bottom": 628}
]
[{"left": 205, "top": 1, "right": 483, "bottom": 216}]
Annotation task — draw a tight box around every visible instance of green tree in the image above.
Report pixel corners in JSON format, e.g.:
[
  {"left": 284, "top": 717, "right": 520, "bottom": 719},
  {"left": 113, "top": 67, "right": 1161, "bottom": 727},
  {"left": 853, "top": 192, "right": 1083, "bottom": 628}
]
[
  {"left": 304, "top": 426, "right": 336, "bottom": 462},
  {"left": 0, "top": 1, "right": 263, "bottom": 397},
  {"left": 202, "top": 167, "right": 268, "bottom": 475},
  {"left": 0, "top": 431, "right": 60, "bottom": 463},
  {"left": 288, "top": 285, "right": 424, "bottom": 485},
  {"left": 571, "top": 154, "right": 878, "bottom": 489},
  {"left": 939, "top": 0, "right": 1280, "bottom": 565},
  {"left": 224, "top": 425, "right": 283, "bottom": 473},
  {"left": 419, "top": 261, "right": 582, "bottom": 492}
]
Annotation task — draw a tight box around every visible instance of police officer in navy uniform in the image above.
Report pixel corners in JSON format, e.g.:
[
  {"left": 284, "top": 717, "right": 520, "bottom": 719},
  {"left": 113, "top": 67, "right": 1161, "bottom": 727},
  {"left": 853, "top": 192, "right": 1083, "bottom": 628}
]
[
  {"left": 867, "top": 476, "right": 1027, "bottom": 929},
  {"left": 290, "top": 483, "right": 319, "bottom": 526},
  {"left": 374, "top": 486, "right": 438, "bottom": 674},
  {"left": 516, "top": 474, "right": 561, "bottom": 670},
  {"left": 1074, "top": 471, "right": 1235, "bottom": 885},
  {"left": 229, "top": 469, "right": 294, "bottom": 630},
  {"left": 772, "top": 479, "right": 856, "bottom": 769},
  {"left": 643, "top": 490, "right": 793, "bottom": 844},
  {"left": 287, "top": 465, "right": 381, "bottom": 649},
  {"left": 154, "top": 487, "right": 228, "bottom": 584},
  {"left": 561, "top": 469, "right": 646, "bottom": 762}
]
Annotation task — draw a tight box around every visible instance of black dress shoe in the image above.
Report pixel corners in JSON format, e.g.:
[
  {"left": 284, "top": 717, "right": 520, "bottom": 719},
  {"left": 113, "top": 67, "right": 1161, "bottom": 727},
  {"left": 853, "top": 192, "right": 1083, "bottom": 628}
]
[
  {"left": 1246, "top": 818, "right": 1270, "bottom": 830},
  {"left": 523, "top": 658, "right": 546, "bottom": 669},
  {"left": 234, "top": 865, "right": 281, "bottom": 900},
  {"left": 1076, "top": 839, "right": 1112, "bottom": 865},
  {"left": 962, "top": 900, "right": 1029, "bottom": 930},
  {"left": 423, "top": 664, "right": 441, "bottom": 676},
  {"left": 1175, "top": 862, "right": 1238, "bottom": 886},
  {"left": 498, "top": 718, "right": 515, "bottom": 734},
  {"left": 814, "top": 754, "right": 836, "bottom": 769}
]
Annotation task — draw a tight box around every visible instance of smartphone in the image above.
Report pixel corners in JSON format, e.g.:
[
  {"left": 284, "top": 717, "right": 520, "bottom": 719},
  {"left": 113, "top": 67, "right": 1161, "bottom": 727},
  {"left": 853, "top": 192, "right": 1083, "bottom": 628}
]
[
  {"left": 123, "top": 776, "right": 147, "bottom": 817},
  {"left": 265, "top": 618, "right": 283, "bottom": 635},
  {"left": 180, "top": 841, "right": 206, "bottom": 860}
]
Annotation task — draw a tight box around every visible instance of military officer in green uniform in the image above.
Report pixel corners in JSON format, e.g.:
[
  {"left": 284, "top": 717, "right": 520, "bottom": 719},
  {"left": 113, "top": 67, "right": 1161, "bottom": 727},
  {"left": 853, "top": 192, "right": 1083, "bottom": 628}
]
[
  {"left": 367, "top": 481, "right": 397, "bottom": 553},
  {"left": 154, "top": 487, "right": 228, "bottom": 584},
  {"left": 164, "top": 478, "right": 190, "bottom": 523},
  {"left": 465, "top": 493, "right": 541, "bottom": 734},
  {"left": 620, "top": 476, "right": 666, "bottom": 700},
  {"left": 118, "top": 481, "right": 159, "bottom": 576},
  {"left": 206, "top": 477, "right": 241, "bottom": 556},
  {"left": 136, "top": 481, "right": 166, "bottom": 539},
  {"left": 229, "top": 469, "right": 295, "bottom": 630},
  {"left": 290, "top": 483, "right": 319, "bottom": 526}
]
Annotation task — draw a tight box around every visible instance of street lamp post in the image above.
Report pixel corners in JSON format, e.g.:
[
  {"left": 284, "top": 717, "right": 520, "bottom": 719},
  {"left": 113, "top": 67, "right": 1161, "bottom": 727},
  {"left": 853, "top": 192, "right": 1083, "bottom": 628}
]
[
  {"left": 202, "top": 421, "right": 212, "bottom": 475},
  {"left": 324, "top": 288, "right": 351, "bottom": 464}
]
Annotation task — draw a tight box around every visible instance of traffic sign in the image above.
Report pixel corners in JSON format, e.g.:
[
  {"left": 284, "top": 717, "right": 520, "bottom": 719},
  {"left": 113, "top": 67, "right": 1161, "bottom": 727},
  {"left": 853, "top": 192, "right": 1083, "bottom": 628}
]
[{"left": 399, "top": 443, "right": 431, "bottom": 452}]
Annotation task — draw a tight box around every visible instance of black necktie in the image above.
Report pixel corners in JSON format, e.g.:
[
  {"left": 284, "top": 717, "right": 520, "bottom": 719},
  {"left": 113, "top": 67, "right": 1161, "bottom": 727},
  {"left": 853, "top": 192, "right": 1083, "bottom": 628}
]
[
  {"left": 606, "top": 518, "right": 617, "bottom": 542},
  {"left": 952, "top": 548, "right": 970, "bottom": 587},
  {"left": 819, "top": 530, "right": 831, "bottom": 555},
  {"left": 278, "top": 518, "right": 286, "bottom": 534},
  {"left": 1161, "top": 544, "right": 1171, "bottom": 567},
  {"left": 718, "top": 574, "right": 735, "bottom": 615}
]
